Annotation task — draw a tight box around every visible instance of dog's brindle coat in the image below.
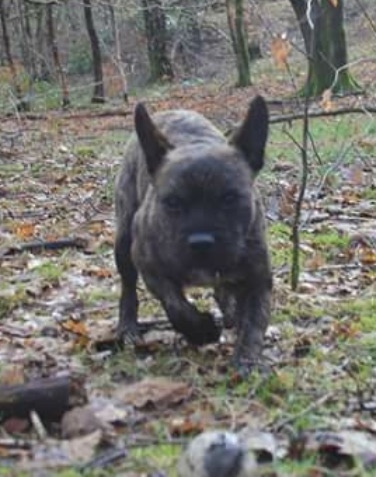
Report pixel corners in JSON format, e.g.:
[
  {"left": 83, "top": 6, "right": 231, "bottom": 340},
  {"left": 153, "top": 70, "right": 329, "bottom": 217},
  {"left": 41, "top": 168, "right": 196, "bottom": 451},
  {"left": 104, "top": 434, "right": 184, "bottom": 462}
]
[{"left": 115, "top": 96, "right": 272, "bottom": 370}]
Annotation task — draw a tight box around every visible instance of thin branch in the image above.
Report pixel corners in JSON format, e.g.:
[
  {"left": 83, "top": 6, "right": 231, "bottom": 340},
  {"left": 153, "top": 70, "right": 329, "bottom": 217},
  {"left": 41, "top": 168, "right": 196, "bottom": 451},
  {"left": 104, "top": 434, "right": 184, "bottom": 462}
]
[
  {"left": 269, "top": 105, "right": 376, "bottom": 124},
  {"left": 353, "top": 0, "right": 376, "bottom": 36},
  {"left": 329, "top": 56, "right": 376, "bottom": 92},
  {"left": 290, "top": 1, "right": 313, "bottom": 291},
  {"left": 290, "top": 95, "right": 309, "bottom": 290}
]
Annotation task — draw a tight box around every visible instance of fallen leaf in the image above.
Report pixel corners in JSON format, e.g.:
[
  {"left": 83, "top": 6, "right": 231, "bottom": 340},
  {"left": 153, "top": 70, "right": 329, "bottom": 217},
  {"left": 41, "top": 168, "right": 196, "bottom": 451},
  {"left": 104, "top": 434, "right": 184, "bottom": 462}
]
[
  {"left": 61, "top": 406, "right": 104, "bottom": 439},
  {"left": 348, "top": 165, "right": 364, "bottom": 186},
  {"left": 11, "top": 222, "right": 35, "bottom": 239},
  {"left": 320, "top": 89, "right": 333, "bottom": 112},
  {"left": 91, "top": 399, "right": 139, "bottom": 426},
  {"left": 306, "top": 252, "right": 326, "bottom": 270},
  {"left": 83, "top": 267, "right": 113, "bottom": 279},
  {"left": 279, "top": 182, "right": 297, "bottom": 218},
  {"left": 0, "top": 364, "right": 25, "bottom": 386},
  {"left": 3, "top": 417, "right": 29, "bottom": 434},
  {"left": 270, "top": 35, "right": 291, "bottom": 69},
  {"left": 114, "top": 377, "right": 192, "bottom": 410},
  {"left": 61, "top": 319, "right": 88, "bottom": 337},
  {"left": 358, "top": 247, "right": 376, "bottom": 265},
  {"left": 24, "top": 430, "right": 104, "bottom": 470},
  {"left": 169, "top": 413, "right": 207, "bottom": 437}
]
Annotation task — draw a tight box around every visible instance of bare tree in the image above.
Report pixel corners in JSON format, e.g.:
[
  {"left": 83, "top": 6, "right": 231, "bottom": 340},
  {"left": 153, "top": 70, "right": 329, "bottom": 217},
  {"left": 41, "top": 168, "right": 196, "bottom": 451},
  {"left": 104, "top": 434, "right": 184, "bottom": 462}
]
[
  {"left": 0, "top": 0, "right": 27, "bottom": 109},
  {"left": 46, "top": 3, "right": 70, "bottom": 107},
  {"left": 226, "top": 0, "right": 250, "bottom": 87},
  {"left": 142, "top": 0, "right": 174, "bottom": 83},
  {"left": 174, "top": 0, "right": 203, "bottom": 75},
  {"left": 83, "top": 0, "right": 105, "bottom": 103},
  {"left": 108, "top": 0, "right": 128, "bottom": 102}
]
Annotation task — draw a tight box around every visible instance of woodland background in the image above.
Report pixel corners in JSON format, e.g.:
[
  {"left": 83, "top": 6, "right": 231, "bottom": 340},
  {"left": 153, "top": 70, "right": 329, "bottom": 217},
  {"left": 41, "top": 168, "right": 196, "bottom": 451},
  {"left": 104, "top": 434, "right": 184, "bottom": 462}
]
[{"left": 0, "top": 1, "right": 375, "bottom": 476}]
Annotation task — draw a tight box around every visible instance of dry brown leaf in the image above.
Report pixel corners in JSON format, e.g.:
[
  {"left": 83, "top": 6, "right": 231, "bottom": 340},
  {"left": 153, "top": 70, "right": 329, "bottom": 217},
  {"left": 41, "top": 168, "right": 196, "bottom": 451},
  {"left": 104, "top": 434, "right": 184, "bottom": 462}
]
[
  {"left": 320, "top": 89, "right": 333, "bottom": 112},
  {"left": 358, "top": 247, "right": 376, "bottom": 265},
  {"left": 61, "top": 319, "right": 89, "bottom": 337},
  {"left": 348, "top": 164, "right": 364, "bottom": 186},
  {"left": 83, "top": 267, "right": 113, "bottom": 279},
  {"left": 306, "top": 252, "right": 326, "bottom": 270},
  {"left": 279, "top": 183, "right": 297, "bottom": 218},
  {"left": 114, "top": 377, "right": 192, "bottom": 409},
  {"left": 327, "top": 0, "right": 338, "bottom": 7},
  {"left": 0, "top": 364, "right": 25, "bottom": 386},
  {"left": 270, "top": 35, "right": 291, "bottom": 69},
  {"left": 88, "top": 221, "right": 106, "bottom": 235},
  {"left": 61, "top": 406, "right": 104, "bottom": 439},
  {"left": 357, "top": 138, "right": 376, "bottom": 153},
  {"left": 11, "top": 222, "right": 35, "bottom": 239},
  {"left": 3, "top": 417, "right": 29, "bottom": 434},
  {"left": 169, "top": 413, "right": 207, "bottom": 437}
]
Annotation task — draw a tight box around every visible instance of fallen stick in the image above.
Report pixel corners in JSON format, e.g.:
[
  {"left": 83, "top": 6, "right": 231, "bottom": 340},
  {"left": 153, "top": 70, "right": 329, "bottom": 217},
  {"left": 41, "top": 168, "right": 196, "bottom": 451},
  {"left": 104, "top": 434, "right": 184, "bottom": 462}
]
[
  {"left": 81, "top": 447, "right": 127, "bottom": 471},
  {"left": 1, "top": 237, "right": 88, "bottom": 256},
  {"left": 0, "top": 375, "right": 87, "bottom": 422}
]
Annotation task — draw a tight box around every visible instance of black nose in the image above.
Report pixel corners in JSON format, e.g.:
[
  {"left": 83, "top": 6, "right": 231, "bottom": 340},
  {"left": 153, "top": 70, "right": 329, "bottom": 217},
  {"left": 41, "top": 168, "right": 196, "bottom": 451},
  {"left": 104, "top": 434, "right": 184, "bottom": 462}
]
[{"left": 187, "top": 233, "right": 215, "bottom": 253}]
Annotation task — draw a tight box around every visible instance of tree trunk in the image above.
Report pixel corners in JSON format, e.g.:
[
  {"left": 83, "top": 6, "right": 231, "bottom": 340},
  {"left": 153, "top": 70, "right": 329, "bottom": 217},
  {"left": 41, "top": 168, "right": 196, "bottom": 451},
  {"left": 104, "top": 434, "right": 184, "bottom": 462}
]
[
  {"left": 226, "top": 0, "right": 251, "bottom": 87},
  {"left": 13, "top": 0, "right": 31, "bottom": 110},
  {"left": 289, "top": 0, "right": 359, "bottom": 96},
  {"left": 109, "top": 1, "right": 128, "bottom": 102},
  {"left": 0, "top": 0, "right": 23, "bottom": 103},
  {"left": 23, "top": 0, "right": 37, "bottom": 81},
  {"left": 181, "top": 1, "right": 202, "bottom": 54},
  {"left": 35, "top": 6, "right": 51, "bottom": 82},
  {"left": 172, "top": 0, "right": 202, "bottom": 77},
  {"left": 142, "top": 0, "right": 174, "bottom": 83},
  {"left": 46, "top": 4, "right": 70, "bottom": 108},
  {"left": 83, "top": 0, "right": 105, "bottom": 103}
]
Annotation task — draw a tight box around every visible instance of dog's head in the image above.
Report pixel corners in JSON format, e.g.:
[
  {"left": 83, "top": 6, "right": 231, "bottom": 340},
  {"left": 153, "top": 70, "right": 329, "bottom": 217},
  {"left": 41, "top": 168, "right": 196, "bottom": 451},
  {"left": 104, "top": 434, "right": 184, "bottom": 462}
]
[{"left": 134, "top": 97, "right": 269, "bottom": 280}]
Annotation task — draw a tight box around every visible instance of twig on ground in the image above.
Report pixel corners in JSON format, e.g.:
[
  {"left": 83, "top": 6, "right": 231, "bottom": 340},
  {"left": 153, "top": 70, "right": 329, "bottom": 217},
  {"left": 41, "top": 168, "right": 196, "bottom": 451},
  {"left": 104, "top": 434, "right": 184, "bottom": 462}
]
[
  {"left": 271, "top": 392, "right": 335, "bottom": 432},
  {"left": 1, "top": 237, "right": 88, "bottom": 256},
  {"left": 81, "top": 447, "right": 128, "bottom": 471}
]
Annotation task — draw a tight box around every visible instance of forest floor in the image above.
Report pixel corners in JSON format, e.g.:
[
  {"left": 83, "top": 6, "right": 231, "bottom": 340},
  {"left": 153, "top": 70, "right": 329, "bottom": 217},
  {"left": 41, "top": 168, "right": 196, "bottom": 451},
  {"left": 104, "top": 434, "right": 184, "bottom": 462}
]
[{"left": 0, "top": 4, "right": 376, "bottom": 475}]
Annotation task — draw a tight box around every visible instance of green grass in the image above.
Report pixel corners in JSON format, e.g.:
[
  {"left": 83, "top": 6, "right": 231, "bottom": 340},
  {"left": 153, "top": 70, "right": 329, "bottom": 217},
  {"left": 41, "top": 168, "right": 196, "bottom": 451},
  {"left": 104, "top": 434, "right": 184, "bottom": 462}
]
[
  {"left": 0, "top": 285, "right": 29, "bottom": 320},
  {"left": 128, "top": 444, "right": 180, "bottom": 475},
  {"left": 268, "top": 114, "right": 373, "bottom": 171},
  {"left": 31, "top": 261, "right": 65, "bottom": 286},
  {"left": 268, "top": 222, "right": 292, "bottom": 268},
  {"left": 77, "top": 285, "right": 118, "bottom": 306}
]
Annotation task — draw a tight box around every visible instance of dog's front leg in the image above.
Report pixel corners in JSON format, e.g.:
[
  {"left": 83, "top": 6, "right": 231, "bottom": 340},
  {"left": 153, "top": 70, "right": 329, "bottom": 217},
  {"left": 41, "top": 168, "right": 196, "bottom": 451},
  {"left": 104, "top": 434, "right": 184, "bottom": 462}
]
[
  {"left": 143, "top": 274, "right": 221, "bottom": 346},
  {"left": 232, "top": 283, "right": 271, "bottom": 373}
]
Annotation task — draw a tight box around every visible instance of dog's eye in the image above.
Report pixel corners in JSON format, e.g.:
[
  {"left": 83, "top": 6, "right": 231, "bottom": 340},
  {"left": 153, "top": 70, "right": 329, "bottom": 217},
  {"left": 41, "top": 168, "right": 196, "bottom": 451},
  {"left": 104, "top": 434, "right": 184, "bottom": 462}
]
[
  {"left": 163, "top": 195, "right": 185, "bottom": 212},
  {"left": 221, "top": 191, "right": 239, "bottom": 207}
]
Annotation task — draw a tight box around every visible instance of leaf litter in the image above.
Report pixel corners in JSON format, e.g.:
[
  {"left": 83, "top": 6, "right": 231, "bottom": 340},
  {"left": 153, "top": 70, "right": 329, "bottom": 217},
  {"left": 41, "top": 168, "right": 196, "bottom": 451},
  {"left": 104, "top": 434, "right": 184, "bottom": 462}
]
[{"left": 0, "top": 85, "right": 375, "bottom": 475}]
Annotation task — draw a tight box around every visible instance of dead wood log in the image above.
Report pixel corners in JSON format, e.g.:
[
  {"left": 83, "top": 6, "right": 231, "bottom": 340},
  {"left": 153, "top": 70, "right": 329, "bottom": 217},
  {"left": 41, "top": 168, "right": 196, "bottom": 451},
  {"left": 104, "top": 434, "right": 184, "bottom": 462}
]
[{"left": 0, "top": 375, "right": 87, "bottom": 422}]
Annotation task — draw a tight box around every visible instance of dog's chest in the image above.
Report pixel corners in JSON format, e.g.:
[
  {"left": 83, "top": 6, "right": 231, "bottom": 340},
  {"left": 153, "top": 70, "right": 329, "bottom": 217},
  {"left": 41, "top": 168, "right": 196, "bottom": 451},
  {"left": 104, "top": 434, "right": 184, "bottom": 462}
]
[{"left": 186, "top": 269, "right": 222, "bottom": 287}]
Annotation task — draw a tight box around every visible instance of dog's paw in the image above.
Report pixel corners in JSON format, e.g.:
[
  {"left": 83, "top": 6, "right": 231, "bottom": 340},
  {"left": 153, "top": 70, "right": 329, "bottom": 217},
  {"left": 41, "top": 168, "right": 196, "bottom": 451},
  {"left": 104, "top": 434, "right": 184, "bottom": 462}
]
[
  {"left": 184, "top": 312, "right": 221, "bottom": 346},
  {"left": 116, "top": 323, "right": 144, "bottom": 346},
  {"left": 231, "top": 354, "right": 271, "bottom": 378}
]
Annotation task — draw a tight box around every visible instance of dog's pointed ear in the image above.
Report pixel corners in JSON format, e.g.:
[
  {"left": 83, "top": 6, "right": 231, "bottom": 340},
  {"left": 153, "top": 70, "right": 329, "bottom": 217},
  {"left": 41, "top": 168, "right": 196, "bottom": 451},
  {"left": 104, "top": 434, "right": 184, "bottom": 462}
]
[
  {"left": 134, "top": 103, "right": 173, "bottom": 176},
  {"left": 229, "top": 95, "right": 269, "bottom": 173}
]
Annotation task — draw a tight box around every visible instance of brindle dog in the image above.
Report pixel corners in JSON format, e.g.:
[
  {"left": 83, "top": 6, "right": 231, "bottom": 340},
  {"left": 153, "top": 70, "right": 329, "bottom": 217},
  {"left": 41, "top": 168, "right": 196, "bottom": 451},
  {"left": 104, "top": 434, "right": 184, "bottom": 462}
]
[{"left": 114, "top": 96, "right": 272, "bottom": 371}]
